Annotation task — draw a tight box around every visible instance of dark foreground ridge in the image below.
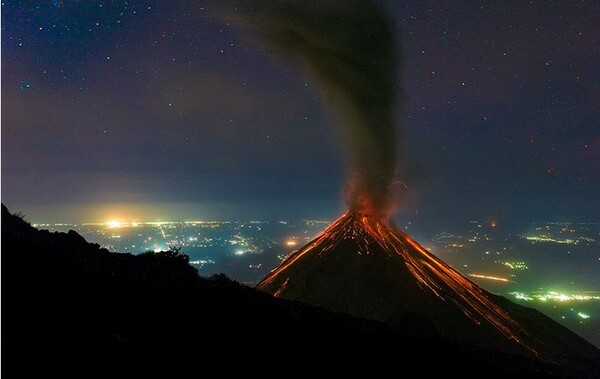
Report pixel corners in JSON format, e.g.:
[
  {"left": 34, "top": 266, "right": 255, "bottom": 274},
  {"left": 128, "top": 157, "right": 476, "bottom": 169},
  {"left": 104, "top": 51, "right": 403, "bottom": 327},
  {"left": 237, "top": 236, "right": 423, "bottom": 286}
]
[{"left": 2, "top": 204, "right": 598, "bottom": 376}]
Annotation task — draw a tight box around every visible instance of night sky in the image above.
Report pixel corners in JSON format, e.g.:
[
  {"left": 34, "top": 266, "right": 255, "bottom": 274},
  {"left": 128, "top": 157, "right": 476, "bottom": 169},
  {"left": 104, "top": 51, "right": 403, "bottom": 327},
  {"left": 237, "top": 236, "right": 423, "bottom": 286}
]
[{"left": 2, "top": 1, "right": 599, "bottom": 226}]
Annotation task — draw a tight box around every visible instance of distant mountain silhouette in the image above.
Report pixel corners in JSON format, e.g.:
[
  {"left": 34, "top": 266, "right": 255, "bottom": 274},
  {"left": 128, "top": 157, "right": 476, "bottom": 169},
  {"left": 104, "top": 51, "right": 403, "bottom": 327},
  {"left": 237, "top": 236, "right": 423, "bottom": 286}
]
[
  {"left": 258, "top": 212, "right": 599, "bottom": 364},
  {"left": 2, "top": 204, "right": 598, "bottom": 376}
]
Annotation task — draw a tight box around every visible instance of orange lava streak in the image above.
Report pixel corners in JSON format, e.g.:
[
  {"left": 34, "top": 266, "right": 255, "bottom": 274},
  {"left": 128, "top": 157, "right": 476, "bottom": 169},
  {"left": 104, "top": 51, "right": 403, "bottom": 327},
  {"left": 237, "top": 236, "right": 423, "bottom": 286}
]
[
  {"left": 273, "top": 278, "right": 290, "bottom": 298},
  {"left": 259, "top": 212, "right": 351, "bottom": 288},
  {"left": 393, "top": 224, "right": 528, "bottom": 346},
  {"left": 258, "top": 212, "right": 537, "bottom": 355}
]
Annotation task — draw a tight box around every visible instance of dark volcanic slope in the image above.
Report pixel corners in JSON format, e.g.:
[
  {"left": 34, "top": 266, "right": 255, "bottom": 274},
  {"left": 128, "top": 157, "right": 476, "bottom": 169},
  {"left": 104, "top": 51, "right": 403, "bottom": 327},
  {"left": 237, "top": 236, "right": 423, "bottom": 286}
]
[
  {"left": 257, "top": 212, "right": 599, "bottom": 363},
  {"left": 2, "top": 204, "right": 597, "bottom": 376}
]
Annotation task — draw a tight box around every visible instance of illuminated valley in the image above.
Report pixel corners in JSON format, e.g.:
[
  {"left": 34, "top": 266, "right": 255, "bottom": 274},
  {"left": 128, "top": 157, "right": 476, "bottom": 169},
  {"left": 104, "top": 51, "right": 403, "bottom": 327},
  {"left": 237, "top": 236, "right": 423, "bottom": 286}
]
[{"left": 38, "top": 218, "right": 600, "bottom": 347}]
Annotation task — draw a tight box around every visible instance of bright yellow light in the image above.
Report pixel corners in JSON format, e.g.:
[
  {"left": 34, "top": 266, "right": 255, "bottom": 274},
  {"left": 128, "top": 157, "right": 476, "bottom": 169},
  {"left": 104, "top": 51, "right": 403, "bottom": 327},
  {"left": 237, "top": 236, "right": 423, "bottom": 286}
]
[
  {"left": 106, "top": 220, "right": 125, "bottom": 228},
  {"left": 286, "top": 240, "right": 297, "bottom": 247}
]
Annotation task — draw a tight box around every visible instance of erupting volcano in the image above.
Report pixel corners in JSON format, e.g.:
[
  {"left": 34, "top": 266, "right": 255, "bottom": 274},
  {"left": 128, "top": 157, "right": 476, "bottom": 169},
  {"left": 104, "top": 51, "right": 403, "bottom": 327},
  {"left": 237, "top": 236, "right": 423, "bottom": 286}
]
[
  {"left": 238, "top": 0, "right": 596, "bottom": 363},
  {"left": 257, "top": 212, "right": 597, "bottom": 360}
]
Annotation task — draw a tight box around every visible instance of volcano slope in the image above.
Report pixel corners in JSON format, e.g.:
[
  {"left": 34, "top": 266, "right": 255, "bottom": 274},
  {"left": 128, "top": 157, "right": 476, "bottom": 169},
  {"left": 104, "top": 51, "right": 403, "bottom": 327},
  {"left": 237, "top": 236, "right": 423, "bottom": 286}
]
[{"left": 257, "top": 212, "right": 598, "bottom": 363}]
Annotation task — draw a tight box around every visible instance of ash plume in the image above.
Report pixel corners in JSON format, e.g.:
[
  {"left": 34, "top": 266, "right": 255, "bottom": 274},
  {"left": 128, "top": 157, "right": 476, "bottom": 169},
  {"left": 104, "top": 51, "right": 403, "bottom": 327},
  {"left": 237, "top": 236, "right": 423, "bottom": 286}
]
[{"left": 228, "top": 0, "right": 401, "bottom": 218}]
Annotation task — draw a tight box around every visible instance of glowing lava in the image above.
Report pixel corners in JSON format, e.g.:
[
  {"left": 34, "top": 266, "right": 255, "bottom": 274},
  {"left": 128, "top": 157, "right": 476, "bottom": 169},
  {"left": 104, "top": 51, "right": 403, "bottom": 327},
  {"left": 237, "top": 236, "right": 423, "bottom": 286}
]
[
  {"left": 257, "top": 212, "right": 599, "bottom": 361},
  {"left": 259, "top": 212, "right": 525, "bottom": 342}
]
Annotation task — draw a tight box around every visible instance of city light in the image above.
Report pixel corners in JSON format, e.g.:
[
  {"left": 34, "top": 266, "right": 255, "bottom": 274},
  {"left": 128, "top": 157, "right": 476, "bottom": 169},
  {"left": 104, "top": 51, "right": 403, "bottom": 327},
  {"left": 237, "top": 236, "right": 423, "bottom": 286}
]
[
  {"left": 510, "top": 291, "right": 600, "bottom": 302},
  {"left": 106, "top": 220, "right": 126, "bottom": 228},
  {"left": 525, "top": 235, "right": 577, "bottom": 244},
  {"left": 513, "top": 293, "right": 533, "bottom": 301},
  {"left": 189, "top": 259, "right": 215, "bottom": 267},
  {"left": 503, "top": 261, "right": 528, "bottom": 270}
]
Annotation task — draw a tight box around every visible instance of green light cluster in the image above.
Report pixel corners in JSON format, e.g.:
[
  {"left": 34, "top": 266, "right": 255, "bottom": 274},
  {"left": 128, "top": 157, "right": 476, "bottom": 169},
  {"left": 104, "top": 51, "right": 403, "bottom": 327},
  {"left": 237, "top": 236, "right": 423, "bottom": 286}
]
[{"left": 509, "top": 291, "right": 600, "bottom": 302}]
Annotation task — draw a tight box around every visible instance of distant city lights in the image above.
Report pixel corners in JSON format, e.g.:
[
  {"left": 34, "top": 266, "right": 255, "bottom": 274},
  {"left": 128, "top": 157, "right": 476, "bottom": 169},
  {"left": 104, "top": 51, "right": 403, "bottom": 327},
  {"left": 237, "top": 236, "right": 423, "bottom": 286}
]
[{"left": 510, "top": 291, "right": 600, "bottom": 302}]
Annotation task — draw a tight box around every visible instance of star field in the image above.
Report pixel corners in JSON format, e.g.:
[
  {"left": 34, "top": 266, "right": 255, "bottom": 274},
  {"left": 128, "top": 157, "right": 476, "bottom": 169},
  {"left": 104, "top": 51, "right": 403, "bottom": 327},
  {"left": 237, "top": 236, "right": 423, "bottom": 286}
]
[{"left": 2, "top": 1, "right": 599, "bottom": 224}]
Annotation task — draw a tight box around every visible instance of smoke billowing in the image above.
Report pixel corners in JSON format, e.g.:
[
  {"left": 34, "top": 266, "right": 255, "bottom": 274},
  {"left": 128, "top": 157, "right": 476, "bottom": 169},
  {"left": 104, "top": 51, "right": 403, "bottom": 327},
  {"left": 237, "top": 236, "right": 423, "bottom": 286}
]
[{"left": 228, "top": 0, "right": 401, "bottom": 218}]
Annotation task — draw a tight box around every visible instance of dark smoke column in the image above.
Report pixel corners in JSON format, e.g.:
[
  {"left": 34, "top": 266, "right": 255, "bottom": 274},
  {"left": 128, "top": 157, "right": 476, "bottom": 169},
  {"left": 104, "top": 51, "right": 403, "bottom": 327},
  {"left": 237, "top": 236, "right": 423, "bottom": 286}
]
[{"left": 235, "top": 0, "right": 400, "bottom": 218}]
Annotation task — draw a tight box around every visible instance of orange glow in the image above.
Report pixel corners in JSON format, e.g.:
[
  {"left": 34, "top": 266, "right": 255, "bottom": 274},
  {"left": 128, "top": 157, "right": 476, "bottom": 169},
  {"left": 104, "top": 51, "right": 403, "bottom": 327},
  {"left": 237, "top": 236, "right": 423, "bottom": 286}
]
[
  {"left": 258, "top": 212, "right": 537, "bottom": 355},
  {"left": 490, "top": 220, "right": 497, "bottom": 228},
  {"left": 285, "top": 240, "right": 297, "bottom": 247},
  {"left": 273, "top": 278, "right": 289, "bottom": 297}
]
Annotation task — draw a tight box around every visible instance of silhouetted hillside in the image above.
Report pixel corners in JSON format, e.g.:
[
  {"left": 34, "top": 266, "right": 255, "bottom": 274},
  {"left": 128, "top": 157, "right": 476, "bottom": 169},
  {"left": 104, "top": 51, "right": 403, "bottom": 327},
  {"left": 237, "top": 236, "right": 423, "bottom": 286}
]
[{"left": 2, "top": 204, "right": 598, "bottom": 376}]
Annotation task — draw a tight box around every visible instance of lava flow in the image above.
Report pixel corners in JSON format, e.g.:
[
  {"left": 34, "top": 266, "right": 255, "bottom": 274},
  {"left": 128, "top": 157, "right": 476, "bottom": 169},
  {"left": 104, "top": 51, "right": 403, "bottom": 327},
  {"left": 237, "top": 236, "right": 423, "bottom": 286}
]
[
  {"left": 257, "top": 212, "right": 597, "bottom": 361},
  {"left": 261, "top": 212, "right": 523, "bottom": 339}
]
